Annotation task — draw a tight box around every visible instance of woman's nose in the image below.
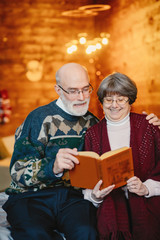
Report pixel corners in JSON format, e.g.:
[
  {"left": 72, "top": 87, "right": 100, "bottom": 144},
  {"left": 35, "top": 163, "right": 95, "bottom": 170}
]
[{"left": 112, "top": 99, "right": 119, "bottom": 107}]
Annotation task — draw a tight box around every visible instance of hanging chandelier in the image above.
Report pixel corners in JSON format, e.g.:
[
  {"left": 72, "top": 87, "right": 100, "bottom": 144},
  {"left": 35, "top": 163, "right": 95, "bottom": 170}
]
[{"left": 66, "top": 32, "right": 110, "bottom": 55}]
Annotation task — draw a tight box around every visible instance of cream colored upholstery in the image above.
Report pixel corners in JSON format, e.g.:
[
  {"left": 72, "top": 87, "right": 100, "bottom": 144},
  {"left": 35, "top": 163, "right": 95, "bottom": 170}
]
[{"left": 0, "top": 136, "right": 15, "bottom": 191}]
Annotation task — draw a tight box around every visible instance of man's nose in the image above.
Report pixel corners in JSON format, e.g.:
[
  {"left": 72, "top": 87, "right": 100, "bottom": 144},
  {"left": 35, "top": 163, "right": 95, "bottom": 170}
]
[{"left": 77, "top": 91, "right": 85, "bottom": 100}]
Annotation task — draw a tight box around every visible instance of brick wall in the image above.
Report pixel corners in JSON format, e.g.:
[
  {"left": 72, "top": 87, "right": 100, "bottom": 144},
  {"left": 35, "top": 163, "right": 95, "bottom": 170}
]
[
  {"left": 0, "top": 0, "right": 160, "bottom": 136},
  {"left": 0, "top": 0, "right": 98, "bottom": 136},
  {"left": 96, "top": 0, "right": 160, "bottom": 117}
]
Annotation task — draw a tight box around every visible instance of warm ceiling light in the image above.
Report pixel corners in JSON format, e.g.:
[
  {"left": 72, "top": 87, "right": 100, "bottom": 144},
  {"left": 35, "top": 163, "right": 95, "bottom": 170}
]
[
  {"left": 67, "top": 47, "right": 73, "bottom": 54},
  {"left": 26, "top": 60, "right": 43, "bottom": 82},
  {"left": 79, "top": 4, "right": 111, "bottom": 12},
  {"left": 2, "top": 37, "right": 8, "bottom": 42},
  {"left": 67, "top": 45, "right": 77, "bottom": 54},
  {"left": 62, "top": 9, "right": 97, "bottom": 17},
  {"left": 62, "top": 4, "right": 111, "bottom": 18},
  {"left": 86, "top": 47, "right": 92, "bottom": 54},
  {"left": 96, "top": 43, "right": 102, "bottom": 49},
  {"left": 96, "top": 70, "right": 101, "bottom": 76},
  {"left": 66, "top": 32, "right": 110, "bottom": 55},
  {"left": 79, "top": 37, "right": 86, "bottom": 44},
  {"left": 102, "top": 38, "right": 109, "bottom": 45},
  {"left": 86, "top": 45, "right": 96, "bottom": 54}
]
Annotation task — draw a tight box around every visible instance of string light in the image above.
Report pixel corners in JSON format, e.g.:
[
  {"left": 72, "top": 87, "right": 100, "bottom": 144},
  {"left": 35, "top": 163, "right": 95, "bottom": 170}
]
[
  {"left": 79, "top": 37, "right": 86, "bottom": 44},
  {"left": 67, "top": 45, "right": 78, "bottom": 54},
  {"left": 102, "top": 37, "right": 109, "bottom": 45},
  {"left": 66, "top": 32, "right": 110, "bottom": 55}
]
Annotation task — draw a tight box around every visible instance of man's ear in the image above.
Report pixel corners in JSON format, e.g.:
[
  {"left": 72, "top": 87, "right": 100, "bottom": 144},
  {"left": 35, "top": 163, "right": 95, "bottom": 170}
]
[{"left": 54, "top": 84, "right": 61, "bottom": 95}]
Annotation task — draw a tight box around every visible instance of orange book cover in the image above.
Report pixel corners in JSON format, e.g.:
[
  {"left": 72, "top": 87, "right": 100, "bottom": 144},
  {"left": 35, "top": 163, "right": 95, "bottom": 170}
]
[{"left": 69, "top": 147, "right": 134, "bottom": 189}]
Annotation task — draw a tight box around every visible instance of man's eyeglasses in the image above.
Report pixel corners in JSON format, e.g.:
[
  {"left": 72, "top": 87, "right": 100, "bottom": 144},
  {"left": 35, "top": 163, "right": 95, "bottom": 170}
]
[
  {"left": 103, "top": 96, "right": 129, "bottom": 106},
  {"left": 58, "top": 83, "right": 93, "bottom": 97}
]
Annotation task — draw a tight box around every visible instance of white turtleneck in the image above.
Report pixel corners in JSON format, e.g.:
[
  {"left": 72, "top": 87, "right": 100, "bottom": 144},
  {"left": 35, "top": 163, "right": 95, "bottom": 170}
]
[
  {"left": 105, "top": 113, "right": 130, "bottom": 150},
  {"left": 56, "top": 97, "right": 72, "bottom": 115}
]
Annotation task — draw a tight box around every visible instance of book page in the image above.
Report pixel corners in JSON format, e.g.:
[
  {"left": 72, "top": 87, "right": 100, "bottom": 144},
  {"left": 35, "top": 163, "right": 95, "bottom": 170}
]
[
  {"left": 78, "top": 151, "right": 99, "bottom": 159},
  {"left": 100, "top": 146, "right": 129, "bottom": 160}
]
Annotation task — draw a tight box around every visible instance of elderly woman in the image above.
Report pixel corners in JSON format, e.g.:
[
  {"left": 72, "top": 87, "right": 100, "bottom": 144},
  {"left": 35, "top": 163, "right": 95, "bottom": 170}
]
[{"left": 84, "top": 72, "right": 160, "bottom": 240}]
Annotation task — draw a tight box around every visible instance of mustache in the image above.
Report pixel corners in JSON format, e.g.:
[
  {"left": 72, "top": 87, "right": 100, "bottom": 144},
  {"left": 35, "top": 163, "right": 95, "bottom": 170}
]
[{"left": 72, "top": 99, "right": 89, "bottom": 104}]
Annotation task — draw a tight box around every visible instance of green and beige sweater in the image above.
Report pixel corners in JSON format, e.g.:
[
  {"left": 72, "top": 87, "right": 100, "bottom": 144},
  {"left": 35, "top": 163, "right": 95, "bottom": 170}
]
[{"left": 6, "top": 100, "right": 98, "bottom": 194}]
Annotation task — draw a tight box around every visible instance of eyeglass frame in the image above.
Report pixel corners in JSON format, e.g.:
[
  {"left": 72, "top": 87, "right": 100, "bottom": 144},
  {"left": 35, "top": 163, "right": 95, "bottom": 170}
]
[
  {"left": 103, "top": 96, "right": 129, "bottom": 106},
  {"left": 58, "top": 83, "right": 93, "bottom": 97}
]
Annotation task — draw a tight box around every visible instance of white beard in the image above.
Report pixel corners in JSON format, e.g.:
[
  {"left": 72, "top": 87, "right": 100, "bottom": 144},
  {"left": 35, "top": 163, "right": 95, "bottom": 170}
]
[{"left": 60, "top": 92, "right": 90, "bottom": 116}]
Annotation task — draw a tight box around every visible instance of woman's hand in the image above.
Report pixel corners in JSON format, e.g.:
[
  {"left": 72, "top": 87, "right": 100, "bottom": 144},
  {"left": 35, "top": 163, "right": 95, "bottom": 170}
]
[
  {"left": 91, "top": 180, "right": 115, "bottom": 202},
  {"left": 127, "top": 176, "right": 149, "bottom": 196},
  {"left": 143, "top": 111, "right": 160, "bottom": 129}
]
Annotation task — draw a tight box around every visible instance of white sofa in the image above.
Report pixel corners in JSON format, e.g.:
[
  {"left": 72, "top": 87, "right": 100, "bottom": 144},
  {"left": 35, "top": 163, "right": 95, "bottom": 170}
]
[
  {"left": 0, "top": 192, "right": 13, "bottom": 240},
  {"left": 0, "top": 135, "right": 14, "bottom": 240},
  {"left": 0, "top": 135, "right": 14, "bottom": 191}
]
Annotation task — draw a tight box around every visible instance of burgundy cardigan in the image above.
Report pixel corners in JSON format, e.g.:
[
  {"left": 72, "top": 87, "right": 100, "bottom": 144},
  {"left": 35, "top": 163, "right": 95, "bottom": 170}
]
[{"left": 84, "top": 112, "right": 160, "bottom": 240}]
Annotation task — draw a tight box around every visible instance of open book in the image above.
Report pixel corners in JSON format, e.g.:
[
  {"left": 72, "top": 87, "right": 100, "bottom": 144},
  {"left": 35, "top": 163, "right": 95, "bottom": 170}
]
[{"left": 69, "top": 146, "right": 134, "bottom": 189}]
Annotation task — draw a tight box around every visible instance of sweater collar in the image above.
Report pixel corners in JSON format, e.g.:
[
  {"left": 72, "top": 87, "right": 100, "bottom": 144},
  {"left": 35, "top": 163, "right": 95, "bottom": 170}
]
[
  {"left": 105, "top": 113, "right": 130, "bottom": 126},
  {"left": 56, "top": 97, "right": 74, "bottom": 115}
]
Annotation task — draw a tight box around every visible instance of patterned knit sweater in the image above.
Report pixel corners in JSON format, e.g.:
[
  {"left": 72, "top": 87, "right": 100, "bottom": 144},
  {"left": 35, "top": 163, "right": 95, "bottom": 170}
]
[{"left": 6, "top": 100, "right": 98, "bottom": 194}]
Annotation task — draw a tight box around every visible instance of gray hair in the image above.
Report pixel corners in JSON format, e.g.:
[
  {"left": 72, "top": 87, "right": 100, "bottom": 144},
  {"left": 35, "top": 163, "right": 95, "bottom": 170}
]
[{"left": 97, "top": 72, "right": 137, "bottom": 104}]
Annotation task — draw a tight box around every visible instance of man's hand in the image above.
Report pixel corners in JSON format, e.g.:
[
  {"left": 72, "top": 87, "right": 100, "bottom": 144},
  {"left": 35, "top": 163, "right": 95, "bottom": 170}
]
[
  {"left": 91, "top": 180, "right": 115, "bottom": 201},
  {"left": 53, "top": 148, "right": 79, "bottom": 174},
  {"left": 143, "top": 111, "right": 160, "bottom": 129},
  {"left": 127, "top": 176, "right": 149, "bottom": 196}
]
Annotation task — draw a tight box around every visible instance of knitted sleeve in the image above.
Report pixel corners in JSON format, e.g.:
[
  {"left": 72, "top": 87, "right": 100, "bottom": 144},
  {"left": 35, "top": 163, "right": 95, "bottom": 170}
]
[
  {"left": 130, "top": 113, "right": 160, "bottom": 182},
  {"left": 8, "top": 111, "right": 58, "bottom": 193}
]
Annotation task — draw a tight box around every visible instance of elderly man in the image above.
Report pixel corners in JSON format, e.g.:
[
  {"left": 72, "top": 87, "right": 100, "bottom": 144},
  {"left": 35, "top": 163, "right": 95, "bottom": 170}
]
[{"left": 3, "top": 63, "right": 160, "bottom": 240}]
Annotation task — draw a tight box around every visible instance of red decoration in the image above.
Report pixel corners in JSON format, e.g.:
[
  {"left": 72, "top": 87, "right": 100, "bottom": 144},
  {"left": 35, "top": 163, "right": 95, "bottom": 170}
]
[{"left": 0, "top": 89, "right": 12, "bottom": 124}]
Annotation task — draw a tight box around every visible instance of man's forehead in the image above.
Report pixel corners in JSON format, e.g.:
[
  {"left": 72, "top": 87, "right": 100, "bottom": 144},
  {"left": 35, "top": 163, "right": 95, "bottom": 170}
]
[
  {"left": 64, "top": 79, "right": 89, "bottom": 89},
  {"left": 61, "top": 71, "right": 89, "bottom": 88}
]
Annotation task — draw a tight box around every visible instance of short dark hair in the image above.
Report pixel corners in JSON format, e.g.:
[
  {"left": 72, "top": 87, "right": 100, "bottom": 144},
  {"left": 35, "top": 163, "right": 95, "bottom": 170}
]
[{"left": 97, "top": 72, "right": 137, "bottom": 104}]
